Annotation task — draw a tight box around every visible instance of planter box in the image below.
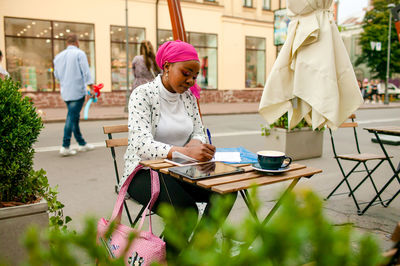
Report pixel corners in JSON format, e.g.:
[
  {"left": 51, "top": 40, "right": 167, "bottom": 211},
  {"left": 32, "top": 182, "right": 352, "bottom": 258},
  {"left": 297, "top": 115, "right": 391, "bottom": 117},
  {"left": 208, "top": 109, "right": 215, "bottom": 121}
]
[
  {"left": 264, "top": 127, "right": 324, "bottom": 160},
  {"left": 0, "top": 199, "right": 48, "bottom": 265}
]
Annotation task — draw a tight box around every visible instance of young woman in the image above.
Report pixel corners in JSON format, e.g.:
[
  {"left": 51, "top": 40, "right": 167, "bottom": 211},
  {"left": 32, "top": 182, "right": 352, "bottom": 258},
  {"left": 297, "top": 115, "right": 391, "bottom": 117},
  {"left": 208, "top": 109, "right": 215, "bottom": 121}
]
[
  {"left": 123, "top": 40, "right": 236, "bottom": 254},
  {"left": 131, "top": 40, "right": 160, "bottom": 91}
]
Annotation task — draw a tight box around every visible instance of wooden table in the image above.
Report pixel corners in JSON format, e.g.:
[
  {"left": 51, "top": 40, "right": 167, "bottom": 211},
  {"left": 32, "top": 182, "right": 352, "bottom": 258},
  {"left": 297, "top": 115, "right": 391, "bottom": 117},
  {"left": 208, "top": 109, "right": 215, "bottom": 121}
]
[
  {"left": 140, "top": 160, "right": 322, "bottom": 226},
  {"left": 363, "top": 126, "right": 400, "bottom": 212}
]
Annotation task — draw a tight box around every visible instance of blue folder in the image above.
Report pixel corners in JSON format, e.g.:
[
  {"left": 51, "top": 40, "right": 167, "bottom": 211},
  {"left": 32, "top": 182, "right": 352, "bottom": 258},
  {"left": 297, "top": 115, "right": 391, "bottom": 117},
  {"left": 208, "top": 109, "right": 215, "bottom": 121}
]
[{"left": 215, "top": 146, "right": 258, "bottom": 164}]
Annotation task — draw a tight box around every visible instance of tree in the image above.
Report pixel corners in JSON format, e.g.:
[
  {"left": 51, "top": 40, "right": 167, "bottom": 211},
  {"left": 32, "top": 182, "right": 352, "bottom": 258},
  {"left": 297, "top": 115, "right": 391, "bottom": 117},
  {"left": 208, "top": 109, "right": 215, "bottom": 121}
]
[{"left": 356, "top": 0, "right": 400, "bottom": 80}]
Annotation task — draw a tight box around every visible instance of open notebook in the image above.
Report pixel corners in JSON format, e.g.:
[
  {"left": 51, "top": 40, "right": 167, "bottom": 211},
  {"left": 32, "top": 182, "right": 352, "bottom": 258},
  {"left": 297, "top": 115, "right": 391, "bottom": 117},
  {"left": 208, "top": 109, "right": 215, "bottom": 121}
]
[{"left": 164, "top": 151, "right": 242, "bottom": 167}]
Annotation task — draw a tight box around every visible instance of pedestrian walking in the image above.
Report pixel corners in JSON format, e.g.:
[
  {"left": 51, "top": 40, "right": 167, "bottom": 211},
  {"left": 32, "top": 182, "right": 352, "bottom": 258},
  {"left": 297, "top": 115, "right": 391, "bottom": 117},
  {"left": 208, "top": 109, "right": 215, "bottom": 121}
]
[
  {"left": 0, "top": 50, "right": 9, "bottom": 80},
  {"left": 131, "top": 40, "right": 160, "bottom": 91},
  {"left": 53, "top": 34, "right": 95, "bottom": 156}
]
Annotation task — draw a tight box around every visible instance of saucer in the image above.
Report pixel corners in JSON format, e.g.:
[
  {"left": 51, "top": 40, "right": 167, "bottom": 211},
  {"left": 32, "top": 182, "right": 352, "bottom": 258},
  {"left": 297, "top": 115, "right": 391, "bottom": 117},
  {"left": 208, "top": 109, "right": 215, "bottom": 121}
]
[{"left": 251, "top": 163, "right": 290, "bottom": 173}]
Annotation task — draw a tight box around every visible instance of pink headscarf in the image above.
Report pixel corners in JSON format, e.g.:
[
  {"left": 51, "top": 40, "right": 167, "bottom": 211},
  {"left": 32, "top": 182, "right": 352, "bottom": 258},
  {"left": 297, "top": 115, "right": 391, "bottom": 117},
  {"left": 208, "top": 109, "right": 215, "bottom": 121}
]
[{"left": 156, "top": 40, "right": 201, "bottom": 99}]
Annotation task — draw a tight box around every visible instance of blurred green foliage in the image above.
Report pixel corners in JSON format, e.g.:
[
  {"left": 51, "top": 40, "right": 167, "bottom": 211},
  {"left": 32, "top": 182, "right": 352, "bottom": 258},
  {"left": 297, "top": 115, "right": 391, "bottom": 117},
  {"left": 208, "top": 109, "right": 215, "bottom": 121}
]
[
  {"left": 6, "top": 189, "right": 385, "bottom": 266},
  {"left": 161, "top": 189, "right": 382, "bottom": 266}
]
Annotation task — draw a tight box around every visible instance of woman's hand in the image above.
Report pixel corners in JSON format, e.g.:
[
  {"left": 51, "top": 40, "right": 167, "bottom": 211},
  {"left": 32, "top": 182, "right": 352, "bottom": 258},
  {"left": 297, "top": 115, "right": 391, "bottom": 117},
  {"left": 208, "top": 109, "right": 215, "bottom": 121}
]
[
  {"left": 168, "top": 143, "right": 216, "bottom": 162},
  {"left": 185, "top": 144, "right": 215, "bottom": 161}
]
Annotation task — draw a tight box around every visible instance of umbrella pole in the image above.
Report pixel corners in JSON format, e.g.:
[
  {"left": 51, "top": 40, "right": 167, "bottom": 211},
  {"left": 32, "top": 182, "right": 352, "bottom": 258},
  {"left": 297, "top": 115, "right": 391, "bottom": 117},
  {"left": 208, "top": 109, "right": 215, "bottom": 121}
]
[
  {"left": 166, "top": 0, "right": 202, "bottom": 117},
  {"left": 124, "top": 0, "right": 130, "bottom": 112}
]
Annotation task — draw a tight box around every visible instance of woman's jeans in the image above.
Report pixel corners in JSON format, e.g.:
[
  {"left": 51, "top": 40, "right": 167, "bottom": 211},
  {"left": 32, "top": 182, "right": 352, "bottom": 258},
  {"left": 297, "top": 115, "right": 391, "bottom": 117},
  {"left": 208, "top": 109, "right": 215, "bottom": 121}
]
[{"left": 62, "top": 96, "right": 86, "bottom": 148}]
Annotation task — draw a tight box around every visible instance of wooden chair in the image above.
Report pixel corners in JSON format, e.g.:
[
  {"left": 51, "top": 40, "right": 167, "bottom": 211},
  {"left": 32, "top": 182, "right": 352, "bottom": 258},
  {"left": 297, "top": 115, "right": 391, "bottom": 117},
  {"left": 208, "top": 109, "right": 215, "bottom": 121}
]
[
  {"left": 383, "top": 222, "right": 400, "bottom": 266},
  {"left": 326, "top": 114, "right": 389, "bottom": 215},
  {"left": 103, "top": 124, "right": 147, "bottom": 227}
]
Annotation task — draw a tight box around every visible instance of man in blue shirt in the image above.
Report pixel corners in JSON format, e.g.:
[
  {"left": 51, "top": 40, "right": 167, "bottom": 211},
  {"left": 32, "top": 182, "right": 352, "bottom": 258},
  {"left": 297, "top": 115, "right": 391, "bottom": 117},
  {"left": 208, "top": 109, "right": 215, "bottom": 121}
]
[{"left": 54, "top": 34, "right": 95, "bottom": 156}]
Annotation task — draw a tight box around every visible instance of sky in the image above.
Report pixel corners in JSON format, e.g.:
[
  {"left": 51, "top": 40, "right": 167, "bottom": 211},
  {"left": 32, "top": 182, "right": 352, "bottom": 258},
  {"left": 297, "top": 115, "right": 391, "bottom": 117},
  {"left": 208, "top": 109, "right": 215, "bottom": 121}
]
[{"left": 338, "top": 0, "right": 369, "bottom": 24}]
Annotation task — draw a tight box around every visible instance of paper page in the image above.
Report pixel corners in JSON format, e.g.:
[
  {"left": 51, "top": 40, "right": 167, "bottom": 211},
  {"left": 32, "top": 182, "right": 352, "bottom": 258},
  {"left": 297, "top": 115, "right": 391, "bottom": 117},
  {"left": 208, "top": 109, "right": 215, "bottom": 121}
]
[
  {"left": 213, "top": 152, "right": 241, "bottom": 163},
  {"left": 172, "top": 151, "right": 197, "bottom": 162},
  {"left": 164, "top": 151, "right": 199, "bottom": 166}
]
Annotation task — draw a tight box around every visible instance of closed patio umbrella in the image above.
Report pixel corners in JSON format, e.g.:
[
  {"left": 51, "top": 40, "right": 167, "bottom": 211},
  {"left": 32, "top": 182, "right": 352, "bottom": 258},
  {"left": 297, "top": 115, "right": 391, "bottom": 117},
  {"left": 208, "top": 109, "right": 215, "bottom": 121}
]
[{"left": 259, "top": 0, "right": 363, "bottom": 130}]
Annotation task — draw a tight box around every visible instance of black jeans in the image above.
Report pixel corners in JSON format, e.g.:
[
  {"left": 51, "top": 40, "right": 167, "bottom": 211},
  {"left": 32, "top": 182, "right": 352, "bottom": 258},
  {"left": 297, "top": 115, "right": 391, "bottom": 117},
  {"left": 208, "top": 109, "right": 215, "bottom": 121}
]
[{"left": 127, "top": 169, "right": 237, "bottom": 255}]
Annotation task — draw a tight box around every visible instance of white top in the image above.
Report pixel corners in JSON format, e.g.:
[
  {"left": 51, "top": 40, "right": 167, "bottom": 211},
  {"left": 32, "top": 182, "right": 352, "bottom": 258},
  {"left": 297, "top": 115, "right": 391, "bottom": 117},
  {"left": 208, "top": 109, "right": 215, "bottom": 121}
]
[
  {"left": 154, "top": 82, "right": 193, "bottom": 146},
  {"left": 259, "top": 0, "right": 363, "bottom": 130},
  {"left": 122, "top": 75, "right": 206, "bottom": 189},
  {"left": 0, "top": 65, "right": 9, "bottom": 77}
]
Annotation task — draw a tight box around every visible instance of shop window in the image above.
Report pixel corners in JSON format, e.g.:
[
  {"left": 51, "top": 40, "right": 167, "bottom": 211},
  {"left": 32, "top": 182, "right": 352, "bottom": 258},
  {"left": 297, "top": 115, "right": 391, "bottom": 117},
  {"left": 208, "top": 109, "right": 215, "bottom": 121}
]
[
  {"left": 243, "top": 0, "right": 252, "bottom": 7},
  {"left": 263, "top": 0, "right": 271, "bottom": 10},
  {"left": 245, "top": 36, "right": 266, "bottom": 88},
  {"left": 157, "top": 30, "right": 218, "bottom": 90},
  {"left": 110, "top": 26, "right": 145, "bottom": 91},
  {"left": 4, "top": 17, "right": 95, "bottom": 92}
]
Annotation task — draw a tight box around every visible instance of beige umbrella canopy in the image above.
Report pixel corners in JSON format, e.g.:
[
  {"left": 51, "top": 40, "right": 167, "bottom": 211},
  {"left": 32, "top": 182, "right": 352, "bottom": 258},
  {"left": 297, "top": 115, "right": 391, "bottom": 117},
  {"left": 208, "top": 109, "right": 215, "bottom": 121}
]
[{"left": 259, "top": 0, "right": 363, "bottom": 130}]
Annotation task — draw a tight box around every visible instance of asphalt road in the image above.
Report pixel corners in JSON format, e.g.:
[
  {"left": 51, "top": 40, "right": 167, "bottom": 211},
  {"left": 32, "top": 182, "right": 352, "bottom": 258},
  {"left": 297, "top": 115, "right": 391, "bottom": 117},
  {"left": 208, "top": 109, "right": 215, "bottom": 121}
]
[{"left": 33, "top": 108, "right": 400, "bottom": 250}]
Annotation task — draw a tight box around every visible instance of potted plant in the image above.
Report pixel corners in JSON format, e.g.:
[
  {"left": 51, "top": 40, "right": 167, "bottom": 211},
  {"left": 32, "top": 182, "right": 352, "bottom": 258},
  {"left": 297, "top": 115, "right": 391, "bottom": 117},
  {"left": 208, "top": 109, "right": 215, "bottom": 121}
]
[
  {"left": 0, "top": 77, "right": 67, "bottom": 265},
  {"left": 261, "top": 113, "right": 324, "bottom": 160}
]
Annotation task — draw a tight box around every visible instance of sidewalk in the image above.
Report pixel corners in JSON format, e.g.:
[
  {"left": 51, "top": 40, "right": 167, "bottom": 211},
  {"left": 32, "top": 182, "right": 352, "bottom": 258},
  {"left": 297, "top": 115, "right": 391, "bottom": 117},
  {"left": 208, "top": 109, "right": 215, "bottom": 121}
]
[{"left": 38, "top": 101, "right": 400, "bottom": 123}]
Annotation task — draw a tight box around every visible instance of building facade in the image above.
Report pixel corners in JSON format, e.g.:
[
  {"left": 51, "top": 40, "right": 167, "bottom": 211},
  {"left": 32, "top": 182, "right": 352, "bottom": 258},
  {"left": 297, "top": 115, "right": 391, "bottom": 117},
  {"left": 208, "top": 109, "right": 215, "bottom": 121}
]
[{"left": 0, "top": 0, "right": 286, "bottom": 107}]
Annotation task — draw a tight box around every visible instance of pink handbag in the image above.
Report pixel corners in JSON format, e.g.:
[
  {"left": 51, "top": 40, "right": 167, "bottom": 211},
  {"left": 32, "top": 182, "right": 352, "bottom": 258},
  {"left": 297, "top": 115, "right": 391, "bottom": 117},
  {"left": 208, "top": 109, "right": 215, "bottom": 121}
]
[{"left": 97, "top": 165, "right": 166, "bottom": 265}]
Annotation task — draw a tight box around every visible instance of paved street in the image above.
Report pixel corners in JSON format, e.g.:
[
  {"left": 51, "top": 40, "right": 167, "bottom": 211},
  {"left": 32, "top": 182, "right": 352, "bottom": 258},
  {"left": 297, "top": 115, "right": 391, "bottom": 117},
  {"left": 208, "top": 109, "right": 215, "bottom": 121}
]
[{"left": 33, "top": 108, "right": 400, "bottom": 250}]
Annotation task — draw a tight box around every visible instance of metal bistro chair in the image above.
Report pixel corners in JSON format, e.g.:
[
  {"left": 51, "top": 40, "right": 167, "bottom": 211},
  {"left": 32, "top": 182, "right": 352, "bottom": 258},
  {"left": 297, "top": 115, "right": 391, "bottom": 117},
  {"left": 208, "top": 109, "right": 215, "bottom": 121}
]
[
  {"left": 326, "top": 114, "right": 389, "bottom": 215},
  {"left": 103, "top": 124, "right": 147, "bottom": 227}
]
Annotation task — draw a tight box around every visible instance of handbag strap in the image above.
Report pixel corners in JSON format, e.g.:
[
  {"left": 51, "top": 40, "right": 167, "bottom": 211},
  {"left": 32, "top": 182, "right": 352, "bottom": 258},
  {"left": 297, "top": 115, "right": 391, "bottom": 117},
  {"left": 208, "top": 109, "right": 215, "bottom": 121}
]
[
  {"left": 110, "top": 165, "right": 160, "bottom": 233},
  {"left": 137, "top": 169, "right": 160, "bottom": 232}
]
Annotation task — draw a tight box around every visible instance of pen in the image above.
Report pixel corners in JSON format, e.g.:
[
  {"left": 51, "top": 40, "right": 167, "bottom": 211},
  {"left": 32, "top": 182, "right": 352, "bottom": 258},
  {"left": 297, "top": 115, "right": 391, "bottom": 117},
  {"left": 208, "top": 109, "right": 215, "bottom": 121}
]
[{"left": 206, "top": 128, "right": 212, "bottom": 145}]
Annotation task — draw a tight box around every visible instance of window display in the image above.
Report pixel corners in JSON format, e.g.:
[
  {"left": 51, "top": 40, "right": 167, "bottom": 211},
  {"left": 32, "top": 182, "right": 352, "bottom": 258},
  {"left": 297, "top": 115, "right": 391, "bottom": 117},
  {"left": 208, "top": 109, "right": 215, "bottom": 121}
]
[
  {"left": 110, "top": 26, "right": 145, "bottom": 91},
  {"left": 158, "top": 30, "right": 218, "bottom": 90},
  {"left": 4, "top": 17, "right": 95, "bottom": 92},
  {"left": 263, "top": 0, "right": 271, "bottom": 10},
  {"left": 245, "top": 36, "right": 266, "bottom": 88}
]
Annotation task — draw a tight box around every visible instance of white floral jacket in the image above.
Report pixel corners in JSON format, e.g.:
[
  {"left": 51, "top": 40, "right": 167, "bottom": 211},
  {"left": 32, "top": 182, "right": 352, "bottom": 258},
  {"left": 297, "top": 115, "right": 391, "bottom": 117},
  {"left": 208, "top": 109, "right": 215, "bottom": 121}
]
[{"left": 121, "top": 75, "right": 206, "bottom": 188}]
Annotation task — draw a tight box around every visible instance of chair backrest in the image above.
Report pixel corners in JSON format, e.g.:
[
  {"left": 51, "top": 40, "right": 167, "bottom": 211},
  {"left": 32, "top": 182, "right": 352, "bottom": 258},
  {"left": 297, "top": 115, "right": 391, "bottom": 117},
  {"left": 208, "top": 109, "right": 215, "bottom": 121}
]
[
  {"left": 329, "top": 114, "right": 362, "bottom": 157},
  {"left": 103, "top": 124, "right": 129, "bottom": 184}
]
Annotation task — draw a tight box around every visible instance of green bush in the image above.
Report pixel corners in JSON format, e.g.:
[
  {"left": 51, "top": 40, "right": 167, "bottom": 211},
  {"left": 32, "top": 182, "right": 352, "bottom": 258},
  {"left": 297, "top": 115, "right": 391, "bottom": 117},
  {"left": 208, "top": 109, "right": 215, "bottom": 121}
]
[
  {"left": 10, "top": 189, "right": 385, "bottom": 266},
  {"left": 0, "top": 77, "right": 43, "bottom": 203},
  {"left": 261, "top": 112, "right": 324, "bottom": 136},
  {"left": 0, "top": 78, "right": 68, "bottom": 228}
]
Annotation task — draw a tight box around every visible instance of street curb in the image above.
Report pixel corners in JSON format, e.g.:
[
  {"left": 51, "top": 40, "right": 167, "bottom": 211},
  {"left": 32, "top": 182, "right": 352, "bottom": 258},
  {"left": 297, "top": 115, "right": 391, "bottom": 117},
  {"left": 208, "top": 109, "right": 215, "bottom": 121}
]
[
  {"left": 40, "top": 103, "right": 400, "bottom": 123},
  {"left": 41, "top": 111, "right": 261, "bottom": 123}
]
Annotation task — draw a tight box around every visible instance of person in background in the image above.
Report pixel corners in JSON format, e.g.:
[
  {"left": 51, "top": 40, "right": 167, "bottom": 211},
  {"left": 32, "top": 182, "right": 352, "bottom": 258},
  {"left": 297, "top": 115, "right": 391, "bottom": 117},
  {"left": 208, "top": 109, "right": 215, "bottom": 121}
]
[
  {"left": 53, "top": 34, "right": 95, "bottom": 156},
  {"left": 362, "top": 78, "right": 371, "bottom": 103},
  {"left": 370, "top": 79, "right": 379, "bottom": 104},
  {"left": 377, "top": 79, "right": 384, "bottom": 103},
  {"left": 0, "top": 50, "right": 9, "bottom": 79},
  {"left": 357, "top": 79, "right": 362, "bottom": 95},
  {"left": 123, "top": 40, "right": 236, "bottom": 257},
  {"left": 131, "top": 40, "right": 160, "bottom": 91}
]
